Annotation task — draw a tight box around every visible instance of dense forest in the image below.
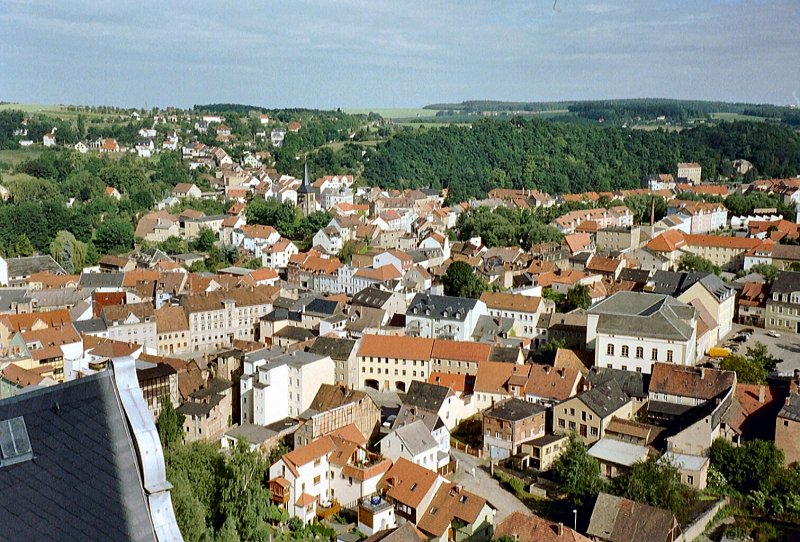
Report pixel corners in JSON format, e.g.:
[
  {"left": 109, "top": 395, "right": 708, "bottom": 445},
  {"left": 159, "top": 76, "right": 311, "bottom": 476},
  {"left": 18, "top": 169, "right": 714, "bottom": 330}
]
[{"left": 362, "top": 118, "right": 800, "bottom": 202}]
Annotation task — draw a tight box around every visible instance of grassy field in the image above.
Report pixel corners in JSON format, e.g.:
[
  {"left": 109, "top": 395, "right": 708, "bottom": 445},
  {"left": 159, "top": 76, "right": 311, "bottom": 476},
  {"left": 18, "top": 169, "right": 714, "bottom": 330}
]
[
  {"left": 710, "top": 112, "right": 768, "bottom": 122},
  {"left": 0, "top": 102, "right": 116, "bottom": 122},
  {"left": 343, "top": 107, "right": 439, "bottom": 119},
  {"left": 0, "top": 148, "right": 42, "bottom": 167}
]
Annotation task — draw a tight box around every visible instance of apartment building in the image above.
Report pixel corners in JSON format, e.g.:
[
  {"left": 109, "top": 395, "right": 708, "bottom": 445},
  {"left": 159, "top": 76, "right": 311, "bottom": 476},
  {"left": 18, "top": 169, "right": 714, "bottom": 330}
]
[
  {"left": 101, "top": 302, "right": 157, "bottom": 353},
  {"left": 479, "top": 291, "right": 554, "bottom": 338},
  {"left": 766, "top": 271, "right": 800, "bottom": 334},
  {"left": 180, "top": 287, "right": 276, "bottom": 351},
  {"left": 240, "top": 347, "right": 335, "bottom": 425}
]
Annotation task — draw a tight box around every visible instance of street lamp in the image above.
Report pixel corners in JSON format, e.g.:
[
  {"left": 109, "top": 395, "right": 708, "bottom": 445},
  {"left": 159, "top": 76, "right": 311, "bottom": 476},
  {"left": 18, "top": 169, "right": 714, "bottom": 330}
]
[{"left": 573, "top": 509, "right": 577, "bottom": 531}]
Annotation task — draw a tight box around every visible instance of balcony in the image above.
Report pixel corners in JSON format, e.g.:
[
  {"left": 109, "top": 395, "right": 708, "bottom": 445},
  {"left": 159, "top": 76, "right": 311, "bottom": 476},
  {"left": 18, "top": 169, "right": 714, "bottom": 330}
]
[{"left": 316, "top": 498, "right": 340, "bottom": 520}]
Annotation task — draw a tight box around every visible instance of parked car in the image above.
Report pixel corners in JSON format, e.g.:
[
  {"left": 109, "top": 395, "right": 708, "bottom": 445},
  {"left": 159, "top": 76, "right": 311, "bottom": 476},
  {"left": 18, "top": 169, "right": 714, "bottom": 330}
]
[
  {"left": 733, "top": 335, "right": 748, "bottom": 343},
  {"left": 767, "top": 330, "right": 781, "bottom": 338}
]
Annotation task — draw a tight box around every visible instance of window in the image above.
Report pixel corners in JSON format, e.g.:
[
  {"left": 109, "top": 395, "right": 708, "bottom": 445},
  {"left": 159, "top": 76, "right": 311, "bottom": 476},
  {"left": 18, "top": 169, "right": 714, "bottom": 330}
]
[
  {"left": 314, "top": 458, "right": 321, "bottom": 467},
  {"left": 569, "top": 421, "right": 576, "bottom": 430},
  {"left": 590, "top": 427, "right": 598, "bottom": 436},
  {"left": 570, "top": 408, "right": 575, "bottom": 416},
  {"left": 667, "top": 350, "right": 674, "bottom": 362},
  {"left": 621, "top": 345, "right": 629, "bottom": 357},
  {"left": 687, "top": 475, "right": 694, "bottom": 485},
  {"left": 606, "top": 344, "right": 614, "bottom": 356},
  {"left": 635, "top": 347, "right": 643, "bottom": 359},
  {"left": 313, "top": 475, "right": 321, "bottom": 485},
  {"left": 651, "top": 348, "right": 658, "bottom": 361},
  {"left": 558, "top": 419, "right": 565, "bottom": 428}
]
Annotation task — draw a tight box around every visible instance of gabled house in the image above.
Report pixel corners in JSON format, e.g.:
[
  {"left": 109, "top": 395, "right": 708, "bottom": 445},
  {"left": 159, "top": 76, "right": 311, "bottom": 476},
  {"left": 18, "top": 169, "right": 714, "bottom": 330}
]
[
  {"left": 380, "top": 419, "right": 445, "bottom": 471},
  {"left": 553, "top": 380, "right": 635, "bottom": 444},
  {"left": 483, "top": 398, "right": 546, "bottom": 460},
  {"left": 379, "top": 458, "right": 447, "bottom": 526},
  {"left": 587, "top": 493, "right": 680, "bottom": 542}
]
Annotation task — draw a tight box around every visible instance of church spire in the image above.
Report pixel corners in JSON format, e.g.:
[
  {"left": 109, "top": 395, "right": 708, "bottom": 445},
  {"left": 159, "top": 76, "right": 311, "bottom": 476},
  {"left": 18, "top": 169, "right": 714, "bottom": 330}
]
[{"left": 298, "top": 161, "right": 311, "bottom": 194}]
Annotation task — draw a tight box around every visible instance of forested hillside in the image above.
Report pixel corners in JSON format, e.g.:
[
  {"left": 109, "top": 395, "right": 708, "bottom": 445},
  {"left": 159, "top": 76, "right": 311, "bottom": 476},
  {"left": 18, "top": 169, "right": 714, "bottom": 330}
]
[{"left": 362, "top": 118, "right": 800, "bottom": 202}]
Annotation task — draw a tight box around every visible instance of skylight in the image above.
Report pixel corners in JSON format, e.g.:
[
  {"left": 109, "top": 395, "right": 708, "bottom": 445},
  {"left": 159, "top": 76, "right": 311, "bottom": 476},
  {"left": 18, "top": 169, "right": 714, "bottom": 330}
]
[{"left": 0, "top": 416, "right": 33, "bottom": 467}]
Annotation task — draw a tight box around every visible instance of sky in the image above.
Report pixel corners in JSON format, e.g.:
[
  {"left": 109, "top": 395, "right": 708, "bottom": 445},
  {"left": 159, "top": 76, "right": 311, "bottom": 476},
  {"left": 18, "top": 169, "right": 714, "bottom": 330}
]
[{"left": 1, "top": 0, "right": 799, "bottom": 109}]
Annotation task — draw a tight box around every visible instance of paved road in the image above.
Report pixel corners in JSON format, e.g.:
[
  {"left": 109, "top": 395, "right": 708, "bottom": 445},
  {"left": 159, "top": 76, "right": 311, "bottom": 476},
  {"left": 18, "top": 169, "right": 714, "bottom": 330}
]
[
  {"left": 724, "top": 323, "right": 800, "bottom": 374},
  {"left": 448, "top": 449, "right": 529, "bottom": 522}
]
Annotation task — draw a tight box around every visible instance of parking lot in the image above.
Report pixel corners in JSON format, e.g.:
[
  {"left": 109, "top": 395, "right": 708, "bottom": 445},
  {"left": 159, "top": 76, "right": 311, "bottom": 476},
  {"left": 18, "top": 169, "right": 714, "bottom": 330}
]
[{"left": 724, "top": 323, "right": 800, "bottom": 374}]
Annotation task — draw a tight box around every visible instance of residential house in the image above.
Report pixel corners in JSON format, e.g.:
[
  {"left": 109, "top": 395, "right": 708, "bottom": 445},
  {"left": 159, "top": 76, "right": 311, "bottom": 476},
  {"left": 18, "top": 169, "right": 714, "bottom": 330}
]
[
  {"left": 588, "top": 438, "right": 650, "bottom": 478},
  {"left": 293, "top": 384, "right": 380, "bottom": 448},
  {"left": 380, "top": 420, "right": 444, "bottom": 471},
  {"left": 483, "top": 398, "right": 546, "bottom": 460},
  {"left": 587, "top": 493, "right": 680, "bottom": 542},
  {"left": 416, "top": 483, "right": 495, "bottom": 542},
  {"left": 262, "top": 238, "right": 299, "bottom": 270},
  {"left": 155, "top": 305, "right": 190, "bottom": 356},
  {"left": 358, "top": 335, "right": 434, "bottom": 392},
  {"left": 379, "top": 458, "right": 447, "bottom": 526},
  {"left": 737, "top": 281, "right": 770, "bottom": 326},
  {"left": 308, "top": 337, "right": 360, "bottom": 388},
  {"left": 766, "top": 271, "right": 800, "bottom": 334},
  {"left": 405, "top": 294, "right": 487, "bottom": 341},
  {"left": 172, "top": 183, "right": 202, "bottom": 199},
  {"left": 494, "top": 511, "right": 590, "bottom": 542},
  {"left": 519, "top": 435, "right": 570, "bottom": 472},
  {"left": 101, "top": 302, "right": 158, "bottom": 353},
  {"left": 677, "top": 162, "right": 702, "bottom": 183},
  {"left": 479, "top": 291, "right": 553, "bottom": 338},
  {"left": 180, "top": 287, "right": 276, "bottom": 350},
  {"left": 553, "top": 380, "right": 634, "bottom": 444},
  {"left": 776, "top": 393, "right": 800, "bottom": 466},
  {"left": 0, "top": 255, "right": 66, "bottom": 287}
]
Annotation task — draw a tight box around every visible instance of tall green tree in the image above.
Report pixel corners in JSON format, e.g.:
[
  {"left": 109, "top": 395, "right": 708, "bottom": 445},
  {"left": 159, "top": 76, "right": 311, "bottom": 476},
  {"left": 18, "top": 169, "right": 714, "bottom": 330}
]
[
  {"left": 622, "top": 456, "right": 693, "bottom": 521},
  {"left": 156, "top": 398, "right": 185, "bottom": 450},
  {"left": 94, "top": 218, "right": 134, "bottom": 254},
  {"left": 677, "top": 253, "right": 720, "bottom": 275},
  {"left": 552, "top": 432, "right": 605, "bottom": 507},
  {"left": 49, "top": 230, "right": 88, "bottom": 273},
  {"left": 442, "top": 261, "right": 487, "bottom": 299}
]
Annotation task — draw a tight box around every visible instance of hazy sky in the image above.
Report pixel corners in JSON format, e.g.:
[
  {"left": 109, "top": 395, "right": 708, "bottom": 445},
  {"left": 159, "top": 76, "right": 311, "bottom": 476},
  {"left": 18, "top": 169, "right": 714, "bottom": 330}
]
[{"left": 1, "top": 0, "right": 798, "bottom": 109}]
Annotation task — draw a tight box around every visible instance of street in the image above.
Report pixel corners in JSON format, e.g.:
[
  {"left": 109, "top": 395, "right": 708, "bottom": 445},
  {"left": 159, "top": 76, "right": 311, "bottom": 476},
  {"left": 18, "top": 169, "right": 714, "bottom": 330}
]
[{"left": 725, "top": 323, "right": 800, "bottom": 374}]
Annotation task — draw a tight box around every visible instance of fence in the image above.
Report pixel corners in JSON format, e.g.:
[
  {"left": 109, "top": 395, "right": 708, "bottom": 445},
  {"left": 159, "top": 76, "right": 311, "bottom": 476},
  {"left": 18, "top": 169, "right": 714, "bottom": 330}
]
[{"left": 451, "top": 438, "right": 483, "bottom": 458}]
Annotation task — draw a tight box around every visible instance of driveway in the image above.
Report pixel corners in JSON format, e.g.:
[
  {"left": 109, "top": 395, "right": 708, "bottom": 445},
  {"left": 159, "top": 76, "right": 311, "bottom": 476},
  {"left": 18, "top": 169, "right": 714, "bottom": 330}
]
[
  {"left": 448, "top": 449, "right": 529, "bottom": 522},
  {"left": 724, "top": 324, "right": 800, "bottom": 374}
]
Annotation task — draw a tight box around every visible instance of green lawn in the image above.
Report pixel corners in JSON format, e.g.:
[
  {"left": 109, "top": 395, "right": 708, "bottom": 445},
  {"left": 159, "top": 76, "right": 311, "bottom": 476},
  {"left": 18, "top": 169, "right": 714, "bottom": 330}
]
[
  {"left": 0, "top": 102, "right": 113, "bottom": 121},
  {"left": 0, "top": 148, "right": 42, "bottom": 167},
  {"left": 710, "top": 112, "right": 768, "bottom": 122}
]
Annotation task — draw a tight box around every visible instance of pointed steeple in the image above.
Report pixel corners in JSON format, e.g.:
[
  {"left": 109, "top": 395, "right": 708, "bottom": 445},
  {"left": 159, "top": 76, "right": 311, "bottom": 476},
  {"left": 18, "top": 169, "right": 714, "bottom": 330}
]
[{"left": 298, "top": 161, "right": 311, "bottom": 194}]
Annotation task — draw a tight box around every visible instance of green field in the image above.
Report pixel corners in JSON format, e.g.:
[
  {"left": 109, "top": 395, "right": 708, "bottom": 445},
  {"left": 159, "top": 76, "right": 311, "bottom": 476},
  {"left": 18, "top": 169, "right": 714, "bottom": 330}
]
[
  {"left": 0, "top": 148, "right": 42, "bottom": 167},
  {"left": 0, "top": 102, "right": 117, "bottom": 121},
  {"left": 710, "top": 112, "right": 768, "bottom": 122},
  {"left": 343, "top": 107, "right": 439, "bottom": 119}
]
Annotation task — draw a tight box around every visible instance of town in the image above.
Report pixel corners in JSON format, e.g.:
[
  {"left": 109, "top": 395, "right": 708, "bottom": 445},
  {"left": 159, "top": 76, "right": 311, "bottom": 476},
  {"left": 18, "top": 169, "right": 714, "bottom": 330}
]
[{"left": 1, "top": 99, "right": 800, "bottom": 542}]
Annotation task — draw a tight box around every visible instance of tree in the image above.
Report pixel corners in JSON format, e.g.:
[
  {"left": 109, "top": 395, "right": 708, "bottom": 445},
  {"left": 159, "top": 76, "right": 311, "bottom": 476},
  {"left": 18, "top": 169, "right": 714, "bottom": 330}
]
[
  {"left": 13, "top": 235, "right": 34, "bottom": 257},
  {"left": 749, "top": 263, "right": 779, "bottom": 282},
  {"left": 169, "top": 473, "right": 210, "bottom": 542},
  {"left": 94, "top": 218, "right": 134, "bottom": 254},
  {"left": 159, "top": 236, "right": 189, "bottom": 255},
  {"left": 564, "top": 284, "right": 592, "bottom": 311},
  {"left": 192, "top": 227, "right": 217, "bottom": 253},
  {"left": 552, "top": 432, "right": 605, "bottom": 507},
  {"left": 622, "top": 455, "right": 694, "bottom": 521},
  {"left": 246, "top": 198, "right": 297, "bottom": 237},
  {"left": 49, "top": 230, "right": 88, "bottom": 273},
  {"left": 442, "top": 261, "right": 487, "bottom": 299},
  {"left": 710, "top": 438, "right": 783, "bottom": 494},
  {"left": 720, "top": 341, "right": 781, "bottom": 384},
  {"left": 677, "top": 253, "right": 720, "bottom": 275},
  {"left": 156, "top": 398, "right": 185, "bottom": 450}
]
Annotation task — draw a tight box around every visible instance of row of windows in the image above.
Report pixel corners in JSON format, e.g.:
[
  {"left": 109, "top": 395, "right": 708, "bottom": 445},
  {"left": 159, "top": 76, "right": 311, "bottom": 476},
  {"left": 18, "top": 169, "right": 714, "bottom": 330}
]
[
  {"left": 557, "top": 419, "right": 599, "bottom": 436},
  {"left": 606, "top": 344, "right": 673, "bottom": 362},
  {"left": 362, "top": 367, "right": 425, "bottom": 378}
]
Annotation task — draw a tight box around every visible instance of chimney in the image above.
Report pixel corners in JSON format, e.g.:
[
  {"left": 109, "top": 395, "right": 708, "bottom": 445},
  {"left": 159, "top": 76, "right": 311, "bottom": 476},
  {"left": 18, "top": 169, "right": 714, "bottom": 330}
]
[
  {"left": 759, "top": 385, "right": 766, "bottom": 404},
  {"left": 700, "top": 367, "right": 705, "bottom": 379},
  {"left": 558, "top": 522, "right": 564, "bottom": 537}
]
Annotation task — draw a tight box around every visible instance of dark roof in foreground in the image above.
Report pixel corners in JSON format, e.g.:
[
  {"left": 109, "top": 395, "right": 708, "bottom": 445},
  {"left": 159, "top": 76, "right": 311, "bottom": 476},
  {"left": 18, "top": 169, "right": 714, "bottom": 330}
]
[
  {"left": 0, "top": 371, "right": 158, "bottom": 541},
  {"left": 404, "top": 380, "right": 452, "bottom": 412},
  {"left": 779, "top": 393, "right": 800, "bottom": 422},
  {"left": 587, "top": 493, "right": 677, "bottom": 542}
]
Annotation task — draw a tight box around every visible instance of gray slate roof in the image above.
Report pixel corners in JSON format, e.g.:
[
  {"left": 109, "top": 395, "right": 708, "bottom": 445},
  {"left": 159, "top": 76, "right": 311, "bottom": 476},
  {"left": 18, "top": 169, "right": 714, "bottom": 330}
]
[
  {"left": 5, "top": 255, "right": 66, "bottom": 279},
  {"left": 352, "top": 287, "right": 394, "bottom": 309},
  {"left": 79, "top": 271, "right": 125, "bottom": 289},
  {"left": 0, "top": 371, "right": 157, "bottom": 542},
  {"left": 588, "top": 291, "right": 695, "bottom": 342},
  {"left": 404, "top": 381, "right": 451, "bottom": 412},
  {"left": 772, "top": 271, "right": 800, "bottom": 295},
  {"left": 650, "top": 270, "right": 733, "bottom": 301},
  {"left": 308, "top": 336, "right": 357, "bottom": 361},
  {"left": 390, "top": 419, "right": 438, "bottom": 456},
  {"left": 406, "top": 293, "right": 478, "bottom": 321},
  {"left": 0, "top": 288, "right": 28, "bottom": 312},
  {"left": 578, "top": 379, "right": 632, "bottom": 418},
  {"left": 487, "top": 398, "right": 546, "bottom": 421},
  {"left": 779, "top": 393, "right": 800, "bottom": 422},
  {"left": 587, "top": 367, "right": 647, "bottom": 399}
]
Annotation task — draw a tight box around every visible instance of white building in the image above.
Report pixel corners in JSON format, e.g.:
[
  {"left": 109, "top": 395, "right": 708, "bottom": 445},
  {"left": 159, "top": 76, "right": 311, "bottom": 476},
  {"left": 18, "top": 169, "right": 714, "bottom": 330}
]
[
  {"left": 240, "top": 347, "right": 334, "bottom": 425},
  {"left": 587, "top": 292, "right": 697, "bottom": 374},
  {"left": 405, "top": 294, "right": 487, "bottom": 341}
]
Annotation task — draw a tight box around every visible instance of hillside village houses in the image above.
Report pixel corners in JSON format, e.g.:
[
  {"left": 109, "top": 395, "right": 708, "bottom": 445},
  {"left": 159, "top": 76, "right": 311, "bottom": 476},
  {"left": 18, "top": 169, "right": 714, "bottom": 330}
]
[{"left": 9, "top": 113, "right": 800, "bottom": 541}]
